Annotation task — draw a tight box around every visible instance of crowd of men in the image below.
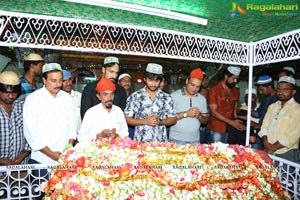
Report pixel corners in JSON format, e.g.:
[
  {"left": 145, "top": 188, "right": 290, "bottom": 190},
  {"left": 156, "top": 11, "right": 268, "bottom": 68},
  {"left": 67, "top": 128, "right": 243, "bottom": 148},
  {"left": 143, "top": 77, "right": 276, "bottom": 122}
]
[{"left": 1, "top": 54, "right": 300, "bottom": 174}]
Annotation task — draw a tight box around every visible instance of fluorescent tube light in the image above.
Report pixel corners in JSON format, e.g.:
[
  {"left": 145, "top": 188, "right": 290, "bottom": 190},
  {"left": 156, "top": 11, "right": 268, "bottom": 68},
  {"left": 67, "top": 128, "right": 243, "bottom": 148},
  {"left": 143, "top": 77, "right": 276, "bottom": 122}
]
[{"left": 64, "top": 0, "right": 208, "bottom": 26}]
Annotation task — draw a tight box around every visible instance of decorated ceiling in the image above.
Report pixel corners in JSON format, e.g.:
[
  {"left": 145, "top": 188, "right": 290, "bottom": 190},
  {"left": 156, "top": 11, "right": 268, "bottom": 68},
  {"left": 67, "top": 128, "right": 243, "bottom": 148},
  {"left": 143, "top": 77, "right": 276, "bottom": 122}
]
[{"left": 1, "top": 0, "right": 300, "bottom": 42}]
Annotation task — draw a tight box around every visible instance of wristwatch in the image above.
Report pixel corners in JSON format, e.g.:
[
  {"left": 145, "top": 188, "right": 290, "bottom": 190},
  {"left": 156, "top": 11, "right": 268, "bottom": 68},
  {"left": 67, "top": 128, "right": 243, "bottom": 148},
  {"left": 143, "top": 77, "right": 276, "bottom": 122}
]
[{"left": 183, "top": 112, "right": 187, "bottom": 118}]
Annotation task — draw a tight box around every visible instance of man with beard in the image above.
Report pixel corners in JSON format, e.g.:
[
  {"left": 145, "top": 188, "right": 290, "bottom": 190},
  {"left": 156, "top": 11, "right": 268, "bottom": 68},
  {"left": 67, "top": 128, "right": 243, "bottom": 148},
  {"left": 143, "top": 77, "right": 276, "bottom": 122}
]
[
  {"left": 208, "top": 66, "right": 245, "bottom": 143},
  {"left": 80, "top": 56, "right": 126, "bottom": 119},
  {"left": 24, "top": 63, "right": 76, "bottom": 169},
  {"left": 259, "top": 76, "right": 300, "bottom": 163},
  {"left": 0, "top": 71, "right": 30, "bottom": 165},
  {"left": 169, "top": 68, "right": 209, "bottom": 145},
  {"left": 200, "top": 72, "right": 209, "bottom": 98},
  {"left": 118, "top": 73, "right": 133, "bottom": 97},
  {"left": 62, "top": 69, "right": 82, "bottom": 135},
  {"left": 200, "top": 72, "right": 210, "bottom": 144},
  {"left": 78, "top": 78, "right": 128, "bottom": 142},
  {"left": 125, "top": 63, "right": 177, "bottom": 142},
  {"left": 251, "top": 75, "right": 277, "bottom": 150},
  {"left": 19, "top": 53, "right": 44, "bottom": 100},
  {"left": 277, "top": 66, "right": 300, "bottom": 103}
]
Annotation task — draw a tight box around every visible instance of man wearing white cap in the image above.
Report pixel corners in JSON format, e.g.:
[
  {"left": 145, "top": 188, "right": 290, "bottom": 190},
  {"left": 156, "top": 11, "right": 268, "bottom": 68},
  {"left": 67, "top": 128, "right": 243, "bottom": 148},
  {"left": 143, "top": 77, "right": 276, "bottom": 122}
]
[
  {"left": 259, "top": 76, "right": 300, "bottom": 163},
  {"left": 24, "top": 63, "right": 76, "bottom": 172},
  {"left": 118, "top": 73, "right": 132, "bottom": 97},
  {"left": 19, "top": 53, "right": 44, "bottom": 100},
  {"left": 80, "top": 56, "right": 126, "bottom": 119},
  {"left": 241, "top": 88, "right": 259, "bottom": 111},
  {"left": 118, "top": 72, "right": 134, "bottom": 139},
  {"left": 0, "top": 71, "right": 30, "bottom": 165},
  {"left": 208, "top": 66, "right": 245, "bottom": 143},
  {"left": 62, "top": 69, "right": 82, "bottom": 135},
  {"left": 125, "top": 63, "right": 177, "bottom": 142},
  {"left": 277, "top": 66, "right": 300, "bottom": 103}
]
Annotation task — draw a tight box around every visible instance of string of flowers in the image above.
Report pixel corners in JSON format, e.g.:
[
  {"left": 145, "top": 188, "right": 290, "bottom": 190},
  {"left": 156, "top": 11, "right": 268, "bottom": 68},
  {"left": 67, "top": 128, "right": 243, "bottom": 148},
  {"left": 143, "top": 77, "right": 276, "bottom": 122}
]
[{"left": 42, "top": 137, "right": 290, "bottom": 200}]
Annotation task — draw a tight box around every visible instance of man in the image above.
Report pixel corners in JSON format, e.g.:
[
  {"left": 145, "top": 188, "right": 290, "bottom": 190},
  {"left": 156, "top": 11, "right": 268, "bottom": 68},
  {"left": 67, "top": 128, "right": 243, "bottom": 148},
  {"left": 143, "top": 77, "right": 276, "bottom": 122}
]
[
  {"left": 159, "top": 77, "right": 167, "bottom": 92},
  {"left": 227, "top": 105, "right": 257, "bottom": 146},
  {"left": 62, "top": 69, "right": 82, "bottom": 134},
  {"left": 118, "top": 72, "right": 135, "bottom": 139},
  {"left": 241, "top": 88, "right": 259, "bottom": 111},
  {"left": 200, "top": 72, "right": 210, "bottom": 144},
  {"left": 80, "top": 56, "right": 126, "bottom": 119},
  {"left": 19, "top": 53, "right": 44, "bottom": 100},
  {"left": 251, "top": 75, "right": 277, "bottom": 150},
  {"left": 200, "top": 72, "right": 209, "bottom": 98},
  {"left": 125, "top": 63, "right": 177, "bottom": 142},
  {"left": 118, "top": 73, "right": 132, "bottom": 97},
  {"left": 277, "top": 66, "right": 300, "bottom": 103},
  {"left": 208, "top": 66, "right": 245, "bottom": 143},
  {"left": 169, "top": 68, "right": 209, "bottom": 145},
  {"left": 24, "top": 63, "right": 76, "bottom": 167},
  {"left": 78, "top": 78, "right": 128, "bottom": 142},
  {"left": 0, "top": 71, "right": 30, "bottom": 165},
  {"left": 259, "top": 76, "right": 300, "bottom": 163}
]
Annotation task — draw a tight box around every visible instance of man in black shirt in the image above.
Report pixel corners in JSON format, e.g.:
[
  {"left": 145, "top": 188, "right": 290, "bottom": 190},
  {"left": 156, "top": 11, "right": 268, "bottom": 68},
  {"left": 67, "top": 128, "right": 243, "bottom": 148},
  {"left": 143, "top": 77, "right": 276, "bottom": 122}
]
[{"left": 80, "top": 56, "right": 127, "bottom": 119}]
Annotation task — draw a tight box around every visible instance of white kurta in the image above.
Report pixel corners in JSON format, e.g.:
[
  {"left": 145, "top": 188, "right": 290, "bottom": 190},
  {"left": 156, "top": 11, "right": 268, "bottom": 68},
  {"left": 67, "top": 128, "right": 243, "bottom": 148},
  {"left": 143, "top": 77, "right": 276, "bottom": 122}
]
[
  {"left": 23, "top": 87, "right": 77, "bottom": 165},
  {"left": 78, "top": 104, "right": 128, "bottom": 142}
]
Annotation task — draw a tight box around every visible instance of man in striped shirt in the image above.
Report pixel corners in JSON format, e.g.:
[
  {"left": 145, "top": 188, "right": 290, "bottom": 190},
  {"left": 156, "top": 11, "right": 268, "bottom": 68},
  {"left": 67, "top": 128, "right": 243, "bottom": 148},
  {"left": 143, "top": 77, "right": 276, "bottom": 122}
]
[{"left": 0, "top": 71, "right": 30, "bottom": 165}]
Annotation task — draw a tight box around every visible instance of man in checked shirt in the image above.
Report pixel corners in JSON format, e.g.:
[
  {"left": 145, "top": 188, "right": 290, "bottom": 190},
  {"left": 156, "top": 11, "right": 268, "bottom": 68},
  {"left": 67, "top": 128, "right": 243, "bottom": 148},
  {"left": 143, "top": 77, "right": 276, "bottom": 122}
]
[{"left": 0, "top": 71, "right": 30, "bottom": 165}]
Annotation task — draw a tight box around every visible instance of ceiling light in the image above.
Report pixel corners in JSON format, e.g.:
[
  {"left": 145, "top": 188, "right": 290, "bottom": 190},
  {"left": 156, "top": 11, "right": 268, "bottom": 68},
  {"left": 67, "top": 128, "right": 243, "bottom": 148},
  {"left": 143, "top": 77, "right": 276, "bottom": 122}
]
[{"left": 64, "top": 0, "right": 208, "bottom": 26}]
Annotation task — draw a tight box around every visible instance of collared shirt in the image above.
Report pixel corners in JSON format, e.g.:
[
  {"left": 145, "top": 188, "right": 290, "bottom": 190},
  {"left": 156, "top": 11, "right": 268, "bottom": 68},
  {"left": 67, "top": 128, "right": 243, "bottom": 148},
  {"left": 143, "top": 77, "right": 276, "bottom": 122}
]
[
  {"left": 169, "top": 88, "right": 208, "bottom": 141},
  {"left": 208, "top": 82, "right": 239, "bottom": 133},
  {"left": 23, "top": 87, "right": 77, "bottom": 165},
  {"left": 259, "top": 98, "right": 300, "bottom": 154},
  {"left": 78, "top": 104, "right": 128, "bottom": 142},
  {"left": 124, "top": 87, "right": 176, "bottom": 142},
  {"left": 19, "top": 76, "right": 43, "bottom": 100},
  {"left": 70, "top": 90, "right": 82, "bottom": 133},
  {"left": 0, "top": 100, "right": 30, "bottom": 164}
]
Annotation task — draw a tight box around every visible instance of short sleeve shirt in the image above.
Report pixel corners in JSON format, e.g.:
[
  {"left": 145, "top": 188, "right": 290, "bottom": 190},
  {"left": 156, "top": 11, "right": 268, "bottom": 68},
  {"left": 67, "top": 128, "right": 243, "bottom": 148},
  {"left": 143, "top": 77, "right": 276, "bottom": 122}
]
[
  {"left": 19, "top": 76, "right": 43, "bottom": 100},
  {"left": 208, "top": 82, "right": 239, "bottom": 133},
  {"left": 124, "top": 87, "right": 176, "bottom": 142},
  {"left": 169, "top": 88, "right": 208, "bottom": 141}
]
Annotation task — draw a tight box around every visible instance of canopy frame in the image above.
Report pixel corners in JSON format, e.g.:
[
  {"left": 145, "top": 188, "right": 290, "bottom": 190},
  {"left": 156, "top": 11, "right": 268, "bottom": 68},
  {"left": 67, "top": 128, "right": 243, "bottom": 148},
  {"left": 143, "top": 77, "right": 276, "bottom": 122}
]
[{"left": 1, "top": 11, "right": 300, "bottom": 147}]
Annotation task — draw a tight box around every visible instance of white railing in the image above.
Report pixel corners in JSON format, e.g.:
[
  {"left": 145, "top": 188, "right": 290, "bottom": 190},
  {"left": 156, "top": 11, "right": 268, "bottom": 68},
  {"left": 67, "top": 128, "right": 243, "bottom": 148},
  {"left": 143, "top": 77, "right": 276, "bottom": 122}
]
[
  {"left": 0, "top": 164, "right": 51, "bottom": 200},
  {"left": 0, "top": 156, "right": 299, "bottom": 200},
  {"left": 253, "top": 29, "right": 300, "bottom": 66},
  {"left": 269, "top": 155, "right": 300, "bottom": 200},
  {"left": 0, "top": 11, "right": 249, "bottom": 65}
]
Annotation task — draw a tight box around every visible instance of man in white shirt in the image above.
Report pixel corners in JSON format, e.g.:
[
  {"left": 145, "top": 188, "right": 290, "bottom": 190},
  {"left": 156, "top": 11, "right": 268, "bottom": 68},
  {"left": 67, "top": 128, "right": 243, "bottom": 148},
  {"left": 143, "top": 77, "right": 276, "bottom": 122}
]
[
  {"left": 78, "top": 78, "right": 128, "bottom": 142},
  {"left": 24, "top": 63, "right": 76, "bottom": 169},
  {"left": 62, "top": 69, "right": 82, "bottom": 135}
]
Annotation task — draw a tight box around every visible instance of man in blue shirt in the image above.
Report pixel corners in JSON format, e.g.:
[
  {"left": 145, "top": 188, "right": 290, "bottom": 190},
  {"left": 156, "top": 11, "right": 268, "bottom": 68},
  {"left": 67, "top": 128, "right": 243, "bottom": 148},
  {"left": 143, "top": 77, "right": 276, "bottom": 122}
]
[
  {"left": 19, "top": 53, "right": 44, "bottom": 100},
  {"left": 251, "top": 75, "right": 277, "bottom": 150}
]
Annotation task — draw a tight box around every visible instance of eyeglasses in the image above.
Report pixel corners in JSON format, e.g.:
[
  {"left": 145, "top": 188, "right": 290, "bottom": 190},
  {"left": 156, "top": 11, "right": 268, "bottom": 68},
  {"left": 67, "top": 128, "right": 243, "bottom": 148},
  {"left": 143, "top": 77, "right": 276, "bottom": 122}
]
[{"left": 1, "top": 91, "right": 18, "bottom": 96}]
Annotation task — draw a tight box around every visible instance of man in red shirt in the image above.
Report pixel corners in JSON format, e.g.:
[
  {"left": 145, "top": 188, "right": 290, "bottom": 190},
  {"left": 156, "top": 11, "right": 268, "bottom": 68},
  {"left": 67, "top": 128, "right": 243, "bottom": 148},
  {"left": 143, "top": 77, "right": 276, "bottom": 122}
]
[{"left": 208, "top": 66, "right": 245, "bottom": 143}]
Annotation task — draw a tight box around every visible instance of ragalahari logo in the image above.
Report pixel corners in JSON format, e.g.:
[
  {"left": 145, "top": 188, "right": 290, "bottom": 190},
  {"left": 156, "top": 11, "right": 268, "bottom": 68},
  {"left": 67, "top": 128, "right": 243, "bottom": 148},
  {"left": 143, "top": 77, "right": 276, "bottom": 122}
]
[{"left": 230, "top": 2, "right": 246, "bottom": 18}]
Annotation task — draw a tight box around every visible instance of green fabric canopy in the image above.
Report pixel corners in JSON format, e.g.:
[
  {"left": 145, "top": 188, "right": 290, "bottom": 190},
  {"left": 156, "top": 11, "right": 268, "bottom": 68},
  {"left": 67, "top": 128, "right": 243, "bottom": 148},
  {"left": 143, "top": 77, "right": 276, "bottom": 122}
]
[{"left": 1, "top": 0, "right": 299, "bottom": 42}]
